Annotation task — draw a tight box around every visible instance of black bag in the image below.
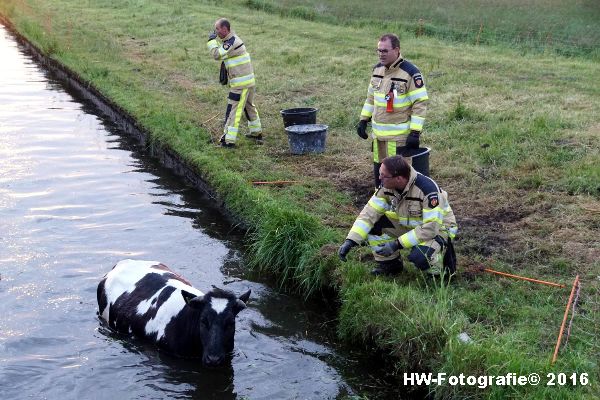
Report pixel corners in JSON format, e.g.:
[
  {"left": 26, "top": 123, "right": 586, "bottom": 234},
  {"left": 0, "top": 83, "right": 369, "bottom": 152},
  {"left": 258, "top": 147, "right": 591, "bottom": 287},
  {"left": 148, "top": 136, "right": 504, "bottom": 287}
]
[
  {"left": 219, "top": 61, "right": 228, "bottom": 85},
  {"left": 443, "top": 238, "right": 457, "bottom": 274}
]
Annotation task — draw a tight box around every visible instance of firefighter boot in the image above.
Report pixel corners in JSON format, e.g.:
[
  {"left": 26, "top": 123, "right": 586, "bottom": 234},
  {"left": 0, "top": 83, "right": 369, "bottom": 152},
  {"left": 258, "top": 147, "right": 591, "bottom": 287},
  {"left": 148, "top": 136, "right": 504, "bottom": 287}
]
[{"left": 371, "top": 258, "right": 404, "bottom": 276}]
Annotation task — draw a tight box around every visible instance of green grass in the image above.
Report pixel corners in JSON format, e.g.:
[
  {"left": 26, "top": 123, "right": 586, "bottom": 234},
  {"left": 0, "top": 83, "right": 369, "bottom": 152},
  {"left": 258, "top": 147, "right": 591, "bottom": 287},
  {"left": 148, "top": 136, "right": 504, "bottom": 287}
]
[
  {"left": 1, "top": 0, "right": 599, "bottom": 398},
  {"left": 241, "top": 0, "right": 600, "bottom": 58}
]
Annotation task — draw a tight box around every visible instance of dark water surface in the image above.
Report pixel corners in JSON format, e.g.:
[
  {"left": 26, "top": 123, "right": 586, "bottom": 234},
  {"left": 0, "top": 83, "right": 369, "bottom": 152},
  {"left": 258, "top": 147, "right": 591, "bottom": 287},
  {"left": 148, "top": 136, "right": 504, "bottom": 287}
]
[{"left": 0, "top": 26, "right": 392, "bottom": 399}]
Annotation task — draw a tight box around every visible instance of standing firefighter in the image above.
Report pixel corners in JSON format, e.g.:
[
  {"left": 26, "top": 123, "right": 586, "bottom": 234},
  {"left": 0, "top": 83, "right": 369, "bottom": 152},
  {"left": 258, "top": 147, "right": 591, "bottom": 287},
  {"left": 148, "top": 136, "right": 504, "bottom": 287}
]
[
  {"left": 357, "top": 33, "right": 428, "bottom": 187},
  {"left": 338, "top": 156, "right": 457, "bottom": 277},
  {"left": 207, "top": 18, "right": 262, "bottom": 148}
]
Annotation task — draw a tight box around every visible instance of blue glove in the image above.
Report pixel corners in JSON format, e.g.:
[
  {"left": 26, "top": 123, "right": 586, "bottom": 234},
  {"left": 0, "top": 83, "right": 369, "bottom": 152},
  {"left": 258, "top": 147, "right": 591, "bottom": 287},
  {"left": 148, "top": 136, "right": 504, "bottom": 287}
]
[
  {"left": 374, "top": 240, "right": 401, "bottom": 257},
  {"left": 208, "top": 31, "right": 217, "bottom": 41},
  {"left": 338, "top": 239, "right": 358, "bottom": 262}
]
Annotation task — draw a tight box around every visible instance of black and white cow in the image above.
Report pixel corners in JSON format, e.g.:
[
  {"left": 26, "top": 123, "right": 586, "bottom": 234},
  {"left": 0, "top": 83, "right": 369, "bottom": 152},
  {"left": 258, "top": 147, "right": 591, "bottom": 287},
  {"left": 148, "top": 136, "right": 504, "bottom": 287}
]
[{"left": 97, "top": 259, "right": 250, "bottom": 367}]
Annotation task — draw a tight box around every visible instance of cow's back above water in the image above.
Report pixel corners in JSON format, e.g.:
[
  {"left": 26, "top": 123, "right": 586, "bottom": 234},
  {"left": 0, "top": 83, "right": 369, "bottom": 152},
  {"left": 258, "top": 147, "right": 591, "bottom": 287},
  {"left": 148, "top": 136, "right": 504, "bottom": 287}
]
[{"left": 97, "top": 259, "right": 250, "bottom": 366}]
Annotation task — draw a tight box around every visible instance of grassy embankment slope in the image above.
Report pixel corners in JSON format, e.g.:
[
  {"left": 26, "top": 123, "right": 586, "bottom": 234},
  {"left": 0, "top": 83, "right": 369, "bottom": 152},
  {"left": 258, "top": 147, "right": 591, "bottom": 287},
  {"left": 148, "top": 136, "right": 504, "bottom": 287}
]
[{"left": 1, "top": 0, "right": 598, "bottom": 398}]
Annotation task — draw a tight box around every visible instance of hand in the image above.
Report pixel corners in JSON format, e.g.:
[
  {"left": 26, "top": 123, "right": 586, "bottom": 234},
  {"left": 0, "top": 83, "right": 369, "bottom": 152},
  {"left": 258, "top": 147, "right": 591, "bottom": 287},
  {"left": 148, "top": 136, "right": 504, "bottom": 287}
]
[
  {"left": 208, "top": 31, "right": 217, "bottom": 41},
  {"left": 405, "top": 130, "right": 420, "bottom": 149},
  {"left": 374, "top": 240, "right": 401, "bottom": 257},
  {"left": 356, "top": 120, "right": 369, "bottom": 140},
  {"left": 338, "top": 239, "right": 358, "bottom": 262}
]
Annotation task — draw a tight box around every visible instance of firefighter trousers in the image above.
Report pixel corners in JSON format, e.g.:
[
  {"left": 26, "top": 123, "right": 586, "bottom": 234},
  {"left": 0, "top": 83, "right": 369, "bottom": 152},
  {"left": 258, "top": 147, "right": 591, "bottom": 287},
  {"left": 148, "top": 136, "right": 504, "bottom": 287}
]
[{"left": 223, "top": 87, "right": 261, "bottom": 144}]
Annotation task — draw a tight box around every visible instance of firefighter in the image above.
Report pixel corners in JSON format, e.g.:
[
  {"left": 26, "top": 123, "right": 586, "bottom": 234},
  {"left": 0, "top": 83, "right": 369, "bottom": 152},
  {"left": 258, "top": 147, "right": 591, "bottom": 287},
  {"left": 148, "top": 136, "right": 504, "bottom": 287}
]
[
  {"left": 338, "top": 155, "right": 457, "bottom": 277},
  {"left": 356, "top": 33, "right": 428, "bottom": 187},
  {"left": 207, "top": 18, "right": 262, "bottom": 148}
]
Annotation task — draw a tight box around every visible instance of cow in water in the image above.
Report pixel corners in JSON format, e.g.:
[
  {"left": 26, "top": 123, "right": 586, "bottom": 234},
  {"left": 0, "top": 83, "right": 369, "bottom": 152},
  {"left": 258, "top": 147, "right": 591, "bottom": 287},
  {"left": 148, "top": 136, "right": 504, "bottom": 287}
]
[{"left": 97, "top": 259, "right": 250, "bottom": 367}]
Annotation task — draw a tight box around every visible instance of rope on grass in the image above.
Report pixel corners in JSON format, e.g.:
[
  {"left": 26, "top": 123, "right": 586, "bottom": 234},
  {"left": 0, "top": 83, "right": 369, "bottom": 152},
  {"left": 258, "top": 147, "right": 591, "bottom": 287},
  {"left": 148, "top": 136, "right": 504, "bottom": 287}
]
[
  {"left": 482, "top": 267, "right": 566, "bottom": 288},
  {"left": 551, "top": 275, "right": 580, "bottom": 364}
]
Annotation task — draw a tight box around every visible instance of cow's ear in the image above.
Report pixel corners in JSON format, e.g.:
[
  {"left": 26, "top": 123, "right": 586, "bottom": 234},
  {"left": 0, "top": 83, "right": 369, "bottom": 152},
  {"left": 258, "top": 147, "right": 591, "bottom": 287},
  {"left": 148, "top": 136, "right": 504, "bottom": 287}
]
[
  {"left": 238, "top": 289, "right": 251, "bottom": 304},
  {"left": 234, "top": 289, "right": 251, "bottom": 315},
  {"left": 182, "top": 290, "right": 204, "bottom": 308}
]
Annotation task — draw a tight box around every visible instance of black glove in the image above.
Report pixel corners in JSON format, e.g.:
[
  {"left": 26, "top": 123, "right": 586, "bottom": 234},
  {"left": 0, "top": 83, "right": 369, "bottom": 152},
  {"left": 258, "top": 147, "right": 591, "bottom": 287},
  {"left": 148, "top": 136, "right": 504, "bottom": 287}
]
[
  {"left": 374, "top": 239, "right": 402, "bottom": 257},
  {"left": 338, "top": 239, "right": 358, "bottom": 262},
  {"left": 406, "top": 130, "right": 420, "bottom": 149},
  {"left": 208, "top": 31, "right": 217, "bottom": 41},
  {"left": 356, "top": 120, "right": 369, "bottom": 140}
]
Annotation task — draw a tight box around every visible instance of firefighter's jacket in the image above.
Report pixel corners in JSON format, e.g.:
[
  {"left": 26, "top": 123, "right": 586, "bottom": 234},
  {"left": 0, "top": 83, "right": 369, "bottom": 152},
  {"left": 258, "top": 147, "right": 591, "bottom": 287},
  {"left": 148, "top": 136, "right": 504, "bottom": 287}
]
[
  {"left": 346, "top": 167, "right": 457, "bottom": 249},
  {"left": 207, "top": 31, "right": 255, "bottom": 89},
  {"left": 359, "top": 54, "right": 428, "bottom": 141}
]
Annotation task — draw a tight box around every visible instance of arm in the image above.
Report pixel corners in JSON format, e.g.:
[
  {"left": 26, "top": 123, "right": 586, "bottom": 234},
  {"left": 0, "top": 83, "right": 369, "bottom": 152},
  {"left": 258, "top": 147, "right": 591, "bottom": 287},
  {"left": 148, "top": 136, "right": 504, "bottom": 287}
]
[
  {"left": 360, "top": 80, "right": 375, "bottom": 122},
  {"left": 207, "top": 36, "right": 235, "bottom": 60},
  {"left": 346, "top": 192, "right": 388, "bottom": 244},
  {"left": 406, "top": 73, "right": 428, "bottom": 132}
]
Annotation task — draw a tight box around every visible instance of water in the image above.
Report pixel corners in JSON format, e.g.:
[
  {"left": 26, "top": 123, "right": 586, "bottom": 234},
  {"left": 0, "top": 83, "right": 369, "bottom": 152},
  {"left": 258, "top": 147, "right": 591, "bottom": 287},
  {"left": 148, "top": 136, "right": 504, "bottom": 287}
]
[{"left": 0, "top": 26, "right": 389, "bottom": 399}]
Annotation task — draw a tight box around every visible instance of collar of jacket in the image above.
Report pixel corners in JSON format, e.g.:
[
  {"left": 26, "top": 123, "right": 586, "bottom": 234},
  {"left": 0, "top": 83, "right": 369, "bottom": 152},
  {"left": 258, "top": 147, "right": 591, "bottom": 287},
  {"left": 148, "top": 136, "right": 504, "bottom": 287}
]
[
  {"left": 222, "top": 31, "right": 235, "bottom": 41},
  {"left": 386, "top": 54, "right": 404, "bottom": 72}
]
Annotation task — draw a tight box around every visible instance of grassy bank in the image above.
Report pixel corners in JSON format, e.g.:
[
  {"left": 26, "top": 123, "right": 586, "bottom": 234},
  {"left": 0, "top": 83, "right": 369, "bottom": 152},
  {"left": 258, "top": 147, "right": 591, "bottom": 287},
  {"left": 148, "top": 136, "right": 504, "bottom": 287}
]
[{"left": 1, "top": 0, "right": 598, "bottom": 398}]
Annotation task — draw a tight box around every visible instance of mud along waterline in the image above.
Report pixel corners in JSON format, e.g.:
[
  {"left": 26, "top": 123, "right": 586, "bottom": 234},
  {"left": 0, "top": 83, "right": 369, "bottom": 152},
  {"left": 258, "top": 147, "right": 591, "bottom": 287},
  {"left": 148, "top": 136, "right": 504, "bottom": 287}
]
[{"left": 0, "top": 25, "right": 394, "bottom": 399}]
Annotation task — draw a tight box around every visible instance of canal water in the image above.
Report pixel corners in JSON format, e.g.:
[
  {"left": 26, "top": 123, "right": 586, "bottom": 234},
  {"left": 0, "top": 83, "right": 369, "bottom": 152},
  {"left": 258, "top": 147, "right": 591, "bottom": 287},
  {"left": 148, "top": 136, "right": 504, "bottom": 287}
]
[{"left": 0, "top": 26, "right": 394, "bottom": 399}]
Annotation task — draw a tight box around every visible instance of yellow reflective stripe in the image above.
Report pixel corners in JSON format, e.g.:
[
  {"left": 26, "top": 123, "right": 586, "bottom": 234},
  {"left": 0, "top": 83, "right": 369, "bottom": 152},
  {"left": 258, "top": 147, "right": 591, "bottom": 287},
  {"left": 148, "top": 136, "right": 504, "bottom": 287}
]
[
  {"left": 400, "top": 230, "right": 420, "bottom": 248},
  {"left": 397, "top": 218, "right": 422, "bottom": 227},
  {"left": 373, "top": 92, "right": 412, "bottom": 108},
  {"left": 218, "top": 46, "right": 229, "bottom": 57},
  {"left": 368, "top": 196, "right": 389, "bottom": 213},
  {"left": 423, "top": 208, "right": 444, "bottom": 224},
  {"left": 367, "top": 233, "right": 394, "bottom": 248},
  {"left": 232, "top": 89, "right": 247, "bottom": 130},
  {"left": 224, "top": 53, "right": 251, "bottom": 67},
  {"left": 207, "top": 39, "right": 219, "bottom": 50},
  {"left": 229, "top": 74, "right": 255, "bottom": 87},
  {"left": 350, "top": 220, "right": 373, "bottom": 239},
  {"left": 448, "top": 226, "right": 458, "bottom": 239},
  {"left": 361, "top": 103, "right": 374, "bottom": 117},
  {"left": 410, "top": 115, "right": 425, "bottom": 131},
  {"left": 373, "top": 140, "right": 379, "bottom": 161},
  {"left": 384, "top": 210, "right": 399, "bottom": 221},
  {"left": 388, "top": 142, "right": 396, "bottom": 156},
  {"left": 225, "top": 126, "right": 238, "bottom": 141},
  {"left": 248, "top": 118, "right": 261, "bottom": 132},
  {"left": 407, "top": 87, "right": 428, "bottom": 103},
  {"left": 372, "top": 122, "right": 410, "bottom": 137}
]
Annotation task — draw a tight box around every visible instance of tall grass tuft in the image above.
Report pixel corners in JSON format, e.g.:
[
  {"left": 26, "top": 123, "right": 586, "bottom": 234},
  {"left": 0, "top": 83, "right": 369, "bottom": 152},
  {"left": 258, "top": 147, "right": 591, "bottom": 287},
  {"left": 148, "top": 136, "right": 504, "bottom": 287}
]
[
  {"left": 338, "top": 278, "right": 463, "bottom": 372},
  {"left": 247, "top": 206, "right": 339, "bottom": 297}
]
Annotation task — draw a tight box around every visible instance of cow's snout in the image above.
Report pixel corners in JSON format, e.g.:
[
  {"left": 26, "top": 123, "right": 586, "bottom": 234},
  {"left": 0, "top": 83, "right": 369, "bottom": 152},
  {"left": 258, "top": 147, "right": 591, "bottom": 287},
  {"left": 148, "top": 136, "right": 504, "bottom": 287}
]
[{"left": 203, "top": 354, "right": 224, "bottom": 367}]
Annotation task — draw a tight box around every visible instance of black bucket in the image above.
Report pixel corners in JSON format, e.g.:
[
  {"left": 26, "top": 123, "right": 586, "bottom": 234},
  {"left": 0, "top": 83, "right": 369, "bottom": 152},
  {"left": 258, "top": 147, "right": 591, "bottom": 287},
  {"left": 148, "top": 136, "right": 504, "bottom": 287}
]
[
  {"left": 285, "top": 124, "right": 328, "bottom": 155},
  {"left": 280, "top": 107, "right": 318, "bottom": 128},
  {"left": 399, "top": 147, "right": 431, "bottom": 177}
]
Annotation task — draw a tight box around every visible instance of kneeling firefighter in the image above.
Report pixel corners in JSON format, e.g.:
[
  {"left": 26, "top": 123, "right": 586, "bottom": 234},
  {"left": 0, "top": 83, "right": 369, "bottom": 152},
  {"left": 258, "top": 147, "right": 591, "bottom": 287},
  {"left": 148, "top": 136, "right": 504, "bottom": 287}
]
[{"left": 338, "top": 155, "right": 458, "bottom": 276}]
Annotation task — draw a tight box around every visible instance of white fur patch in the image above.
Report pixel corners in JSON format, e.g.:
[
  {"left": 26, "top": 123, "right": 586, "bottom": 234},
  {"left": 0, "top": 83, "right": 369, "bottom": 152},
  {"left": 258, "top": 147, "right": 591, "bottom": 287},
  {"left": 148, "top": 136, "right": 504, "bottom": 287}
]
[
  {"left": 101, "top": 259, "right": 204, "bottom": 339},
  {"left": 210, "top": 298, "right": 229, "bottom": 314}
]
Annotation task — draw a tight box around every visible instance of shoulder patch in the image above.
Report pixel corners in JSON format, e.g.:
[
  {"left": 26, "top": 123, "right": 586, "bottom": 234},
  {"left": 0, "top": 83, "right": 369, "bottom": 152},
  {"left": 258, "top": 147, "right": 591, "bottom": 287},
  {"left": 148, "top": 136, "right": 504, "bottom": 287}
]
[
  {"left": 223, "top": 36, "right": 235, "bottom": 50},
  {"left": 427, "top": 193, "right": 439, "bottom": 208},
  {"left": 399, "top": 60, "right": 421, "bottom": 77},
  {"left": 413, "top": 73, "right": 424, "bottom": 88},
  {"left": 414, "top": 174, "right": 439, "bottom": 197}
]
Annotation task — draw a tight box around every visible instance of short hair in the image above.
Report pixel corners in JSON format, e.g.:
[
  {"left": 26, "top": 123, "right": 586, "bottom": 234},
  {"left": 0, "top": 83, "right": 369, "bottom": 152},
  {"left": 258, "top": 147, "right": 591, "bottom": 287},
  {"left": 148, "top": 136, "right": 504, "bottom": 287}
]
[
  {"left": 379, "top": 33, "right": 400, "bottom": 49},
  {"left": 382, "top": 155, "right": 410, "bottom": 178},
  {"left": 215, "top": 18, "right": 230, "bottom": 30}
]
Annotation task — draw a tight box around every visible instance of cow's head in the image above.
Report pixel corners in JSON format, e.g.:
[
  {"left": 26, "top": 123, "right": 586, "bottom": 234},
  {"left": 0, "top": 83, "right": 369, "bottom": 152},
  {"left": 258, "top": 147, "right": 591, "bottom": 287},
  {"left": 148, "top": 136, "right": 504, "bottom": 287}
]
[{"left": 181, "top": 287, "right": 250, "bottom": 367}]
